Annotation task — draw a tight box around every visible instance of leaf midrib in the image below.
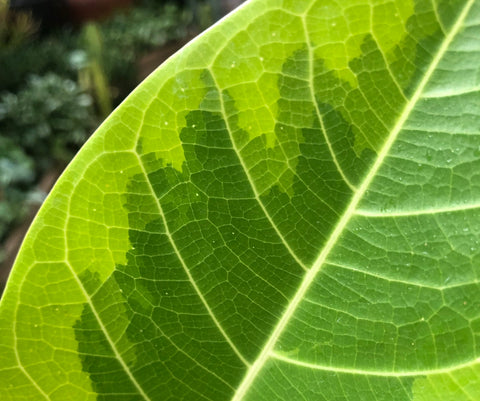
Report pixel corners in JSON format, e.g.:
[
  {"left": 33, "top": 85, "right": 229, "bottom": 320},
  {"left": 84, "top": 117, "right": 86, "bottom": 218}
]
[{"left": 231, "top": 1, "right": 475, "bottom": 399}]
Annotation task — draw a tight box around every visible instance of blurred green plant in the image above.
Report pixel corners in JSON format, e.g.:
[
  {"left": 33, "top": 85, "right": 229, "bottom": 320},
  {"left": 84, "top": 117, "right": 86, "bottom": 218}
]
[
  {"left": 0, "top": 74, "right": 96, "bottom": 242},
  {"left": 0, "top": 74, "right": 95, "bottom": 166},
  {"left": 0, "top": 140, "right": 35, "bottom": 245},
  {"left": 99, "top": 3, "right": 192, "bottom": 95},
  {"left": 0, "top": 0, "right": 38, "bottom": 49},
  {"left": 0, "top": 33, "right": 78, "bottom": 92},
  {"left": 103, "top": 3, "right": 191, "bottom": 52},
  {"left": 80, "top": 23, "right": 112, "bottom": 118}
]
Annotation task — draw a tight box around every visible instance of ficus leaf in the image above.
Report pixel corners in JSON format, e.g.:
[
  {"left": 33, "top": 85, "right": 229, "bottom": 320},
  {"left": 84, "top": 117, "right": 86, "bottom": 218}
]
[{"left": 1, "top": 0, "right": 480, "bottom": 399}]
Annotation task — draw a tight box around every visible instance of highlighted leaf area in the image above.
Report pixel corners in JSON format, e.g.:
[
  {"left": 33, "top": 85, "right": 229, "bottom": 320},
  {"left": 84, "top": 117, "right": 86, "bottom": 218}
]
[{"left": 1, "top": 0, "right": 480, "bottom": 400}]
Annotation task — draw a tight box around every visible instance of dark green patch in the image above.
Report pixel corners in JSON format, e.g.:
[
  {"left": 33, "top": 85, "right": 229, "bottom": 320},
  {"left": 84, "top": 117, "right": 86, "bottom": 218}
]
[
  {"left": 72, "top": 2, "right": 456, "bottom": 396},
  {"left": 74, "top": 270, "right": 142, "bottom": 400},
  {"left": 74, "top": 106, "right": 308, "bottom": 399},
  {"left": 242, "top": 48, "right": 356, "bottom": 264}
]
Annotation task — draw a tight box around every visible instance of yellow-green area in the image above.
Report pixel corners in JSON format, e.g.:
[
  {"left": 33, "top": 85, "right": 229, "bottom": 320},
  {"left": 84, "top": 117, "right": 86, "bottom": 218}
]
[
  {"left": 137, "top": 67, "right": 208, "bottom": 172},
  {"left": 306, "top": 0, "right": 414, "bottom": 86},
  {"left": 412, "top": 363, "right": 480, "bottom": 400}
]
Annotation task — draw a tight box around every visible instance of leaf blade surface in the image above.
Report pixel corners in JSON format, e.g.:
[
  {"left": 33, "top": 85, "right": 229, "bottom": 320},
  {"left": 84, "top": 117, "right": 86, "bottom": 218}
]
[{"left": 1, "top": 0, "right": 480, "bottom": 400}]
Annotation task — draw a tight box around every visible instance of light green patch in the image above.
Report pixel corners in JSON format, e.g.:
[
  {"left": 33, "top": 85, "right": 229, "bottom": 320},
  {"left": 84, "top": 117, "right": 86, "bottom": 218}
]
[
  {"left": 412, "top": 363, "right": 480, "bottom": 400},
  {"left": 137, "top": 68, "right": 207, "bottom": 172},
  {"left": 66, "top": 151, "right": 140, "bottom": 285},
  {"left": 281, "top": 0, "right": 312, "bottom": 14},
  {"left": 307, "top": 0, "right": 414, "bottom": 86},
  {"left": 372, "top": 0, "right": 414, "bottom": 55},
  {"left": 212, "top": 9, "right": 304, "bottom": 148},
  {"left": 228, "top": 79, "right": 278, "bottom": 148},
  {"left": 14, "top": 263, "right": 94, "bottom": 399}
]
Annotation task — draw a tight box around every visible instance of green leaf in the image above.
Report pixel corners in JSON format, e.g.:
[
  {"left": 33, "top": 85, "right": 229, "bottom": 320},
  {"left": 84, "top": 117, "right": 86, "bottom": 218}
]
[{"left": 2, "top": 0, "right": 480, "bottom": 399}]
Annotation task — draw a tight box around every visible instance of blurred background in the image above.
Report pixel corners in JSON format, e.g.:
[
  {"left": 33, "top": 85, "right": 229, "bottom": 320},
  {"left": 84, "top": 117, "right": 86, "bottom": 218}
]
[{"left": 0, "top": 0, "right": 245, "bottom": 295}]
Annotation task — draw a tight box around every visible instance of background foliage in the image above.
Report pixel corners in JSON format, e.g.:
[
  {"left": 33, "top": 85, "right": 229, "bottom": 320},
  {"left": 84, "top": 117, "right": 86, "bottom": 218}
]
[{"left": 0, "top": 0, "right": 224, "bottom": 275}]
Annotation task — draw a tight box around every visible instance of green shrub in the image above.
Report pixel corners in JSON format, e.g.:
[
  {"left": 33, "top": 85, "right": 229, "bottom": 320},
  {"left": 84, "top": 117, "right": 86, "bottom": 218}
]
[
  {"left": 100, "top": 3, "right": 192, "bottom": 92},
  {"left": 0, "top": 73, "right": 95, "bottom": 166},
  {"left": 0, "top": 33, "right": 78, "bottom": 92},
  {"left": 0, "top": 73, "right": 96, "bottom": 242}
]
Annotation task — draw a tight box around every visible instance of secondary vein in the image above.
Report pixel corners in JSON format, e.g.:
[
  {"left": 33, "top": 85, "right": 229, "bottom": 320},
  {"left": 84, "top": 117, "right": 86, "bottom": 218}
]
[
  {"left": 131, "top": 150, "right": 250, "bottom": 367},
  {"left": 300, "top": 14, "right": 358, "bottom": 192},
  {"left": 208, "top": 72, "right": 309, "bottom": 272},
  {"left": 355, "top": 202, "right": 480, "bottom": 217},
  {"left": 63, "top": 210, "right": 152, "bottom": 400},
  {"left": 270, "top": 352, "right": 480, "bottom": 377}
]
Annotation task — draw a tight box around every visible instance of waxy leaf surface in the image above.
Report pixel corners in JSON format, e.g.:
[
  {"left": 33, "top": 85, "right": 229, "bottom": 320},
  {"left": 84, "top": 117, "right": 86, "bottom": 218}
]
[{"left": 1, "top": 0, "right": 480, "bottom": 399}]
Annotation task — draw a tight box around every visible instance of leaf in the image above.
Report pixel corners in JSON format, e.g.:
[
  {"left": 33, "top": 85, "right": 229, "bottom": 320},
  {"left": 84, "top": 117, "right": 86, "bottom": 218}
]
[{"left": 1, "top": 0, "right": 480, "bottom": 399}]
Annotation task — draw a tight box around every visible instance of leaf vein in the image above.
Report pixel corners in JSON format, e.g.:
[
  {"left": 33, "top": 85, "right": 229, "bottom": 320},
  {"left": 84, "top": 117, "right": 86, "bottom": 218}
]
[
  {"left": 131, "top": 149, "right": 250, "bottom": 367},
  {"left": 301, "top": 13, "right": 358, "bottom": 192},
  {"left": 270, "top": 352, "right": 480, "bottom": 377},
  {"left": 61, "top": 226, "right": 152, "bottom": 399},
  {"left": 355, "top": 202, "right": 480, "bottom": 217},
  {"left": 207, "top": 72, "right": 309, "bottom": 271}
]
